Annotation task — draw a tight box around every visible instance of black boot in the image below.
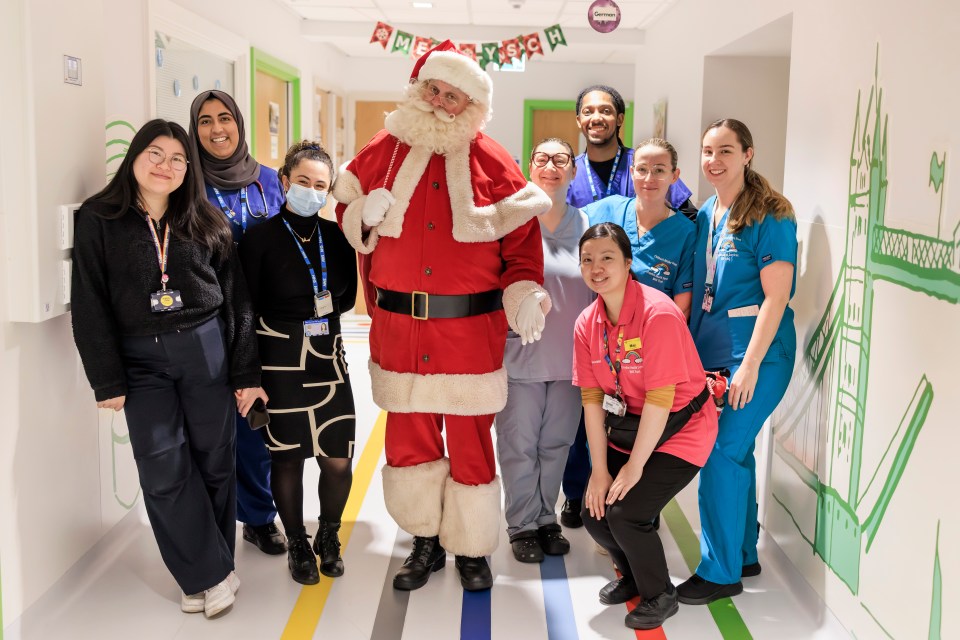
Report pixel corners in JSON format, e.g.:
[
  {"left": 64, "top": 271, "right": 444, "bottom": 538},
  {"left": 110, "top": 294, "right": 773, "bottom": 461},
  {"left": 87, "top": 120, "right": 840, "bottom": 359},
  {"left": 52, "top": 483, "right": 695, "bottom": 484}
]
[
  {"left": 393, "top": 536, "right": 446, "bottom": 591},
  {"left": 454, "top": 555, "right": 493, "bottom": 591},
  {"left": 286, "top": 532, "right": 320, "bottom": 585},
  {"left": 313, "top": 519, "right": 344, "bottom": 578}
]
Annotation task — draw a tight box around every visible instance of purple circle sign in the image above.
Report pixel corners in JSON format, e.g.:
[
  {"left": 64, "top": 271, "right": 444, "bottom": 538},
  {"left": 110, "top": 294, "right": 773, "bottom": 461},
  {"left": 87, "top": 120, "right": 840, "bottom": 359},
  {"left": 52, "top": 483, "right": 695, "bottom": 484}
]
[{"left": 588, "top": 0, "right": 621, "bottom": 33}]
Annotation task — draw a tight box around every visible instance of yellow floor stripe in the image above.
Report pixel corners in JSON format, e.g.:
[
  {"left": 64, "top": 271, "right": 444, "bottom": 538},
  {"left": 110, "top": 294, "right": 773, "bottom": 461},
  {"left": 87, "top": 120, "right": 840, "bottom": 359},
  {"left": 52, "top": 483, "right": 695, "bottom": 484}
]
[{"left": 281, "top": 410, "right": 387, "bottom": 639}]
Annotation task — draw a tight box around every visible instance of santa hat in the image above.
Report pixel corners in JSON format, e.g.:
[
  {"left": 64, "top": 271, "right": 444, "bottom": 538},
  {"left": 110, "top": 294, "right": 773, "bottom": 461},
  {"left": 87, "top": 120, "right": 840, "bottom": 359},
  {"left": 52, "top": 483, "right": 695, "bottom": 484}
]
[{"left": 411, "top": 40, "right": 493, "bottom": 109}]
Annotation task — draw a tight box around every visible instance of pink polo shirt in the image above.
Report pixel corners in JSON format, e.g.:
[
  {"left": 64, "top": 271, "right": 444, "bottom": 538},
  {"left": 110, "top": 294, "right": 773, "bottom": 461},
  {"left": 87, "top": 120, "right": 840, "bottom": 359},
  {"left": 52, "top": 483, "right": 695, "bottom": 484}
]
[{"left": 573, "top": 280, "right": 718, "bottom": 467}]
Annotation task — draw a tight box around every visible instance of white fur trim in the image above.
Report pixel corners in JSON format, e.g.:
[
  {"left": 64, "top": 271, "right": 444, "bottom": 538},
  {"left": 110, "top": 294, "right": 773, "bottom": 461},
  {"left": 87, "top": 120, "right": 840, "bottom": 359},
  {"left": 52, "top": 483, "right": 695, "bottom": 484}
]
[
  {"left": 382, "top": 458, "right": 450, "bottom": 537},
  {"left": 332, "top": 168, "right": 363, "bottom": 204},
  {"left": 374, "top": 144, "right": 433, "bottom": 239},
  {"left": 340, "top": 195, "right": 379, "bottom": 254},
  {"left": 502, "top": 280, "right": 552, "bottom": 335},
  {"left": 418, "top": 51, "right": 493, "bottom": 109},
  {"left": 438, "top": 476, "right": 501, "bottom": 556},
  {"left": 369, "top": 360, "right": 507, "bottom": 415}
]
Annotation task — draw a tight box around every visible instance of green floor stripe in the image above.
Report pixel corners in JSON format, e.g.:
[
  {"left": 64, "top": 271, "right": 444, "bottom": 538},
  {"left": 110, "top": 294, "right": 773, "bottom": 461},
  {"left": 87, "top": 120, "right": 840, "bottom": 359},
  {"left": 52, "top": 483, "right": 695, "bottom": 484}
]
[{"left": 662, "top": 499, "right": 753, "bottom": 640}]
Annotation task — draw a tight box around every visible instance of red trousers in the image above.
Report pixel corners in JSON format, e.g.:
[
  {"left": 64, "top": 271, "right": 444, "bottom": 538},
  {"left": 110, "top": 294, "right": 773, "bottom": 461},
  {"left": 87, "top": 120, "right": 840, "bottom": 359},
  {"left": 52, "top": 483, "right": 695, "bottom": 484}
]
[{"left": 385, "top": 412, "right": 496, "bottom": 486}]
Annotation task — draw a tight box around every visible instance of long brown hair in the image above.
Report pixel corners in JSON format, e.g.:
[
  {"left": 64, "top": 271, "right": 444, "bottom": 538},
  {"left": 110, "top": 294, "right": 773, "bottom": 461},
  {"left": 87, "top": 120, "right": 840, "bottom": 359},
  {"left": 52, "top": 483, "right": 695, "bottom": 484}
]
[{"left": 703, "top": 118, "right": 794, "bottom": 233}]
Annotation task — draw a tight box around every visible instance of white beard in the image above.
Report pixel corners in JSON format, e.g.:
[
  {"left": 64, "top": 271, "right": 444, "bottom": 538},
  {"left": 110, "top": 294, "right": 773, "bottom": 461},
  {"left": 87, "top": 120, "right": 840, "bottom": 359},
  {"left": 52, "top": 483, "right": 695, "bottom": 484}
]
[{"left": 385, "top": 85, "right": 488, "bottom": 155}]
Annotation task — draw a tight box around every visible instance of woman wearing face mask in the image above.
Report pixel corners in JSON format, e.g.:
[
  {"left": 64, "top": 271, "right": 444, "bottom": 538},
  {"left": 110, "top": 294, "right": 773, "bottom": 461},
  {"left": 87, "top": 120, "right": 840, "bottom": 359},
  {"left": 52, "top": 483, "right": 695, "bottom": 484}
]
[
  {"left": 238, "top": 141, "right": 358, "bottom": 585},
  {"left": 189, "top": 90, "right": 287, "bottom": 556}
]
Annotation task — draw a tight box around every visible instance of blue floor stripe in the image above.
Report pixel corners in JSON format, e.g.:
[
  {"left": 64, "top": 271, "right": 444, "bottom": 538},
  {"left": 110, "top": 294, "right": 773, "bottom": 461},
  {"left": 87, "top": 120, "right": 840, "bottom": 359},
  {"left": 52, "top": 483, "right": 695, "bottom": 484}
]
[
  {"left": 540, "top": 555, "right": 580, "bottom": 640},
  {"left": 460, "top": 588, "right": 492, "bottom": 639}
]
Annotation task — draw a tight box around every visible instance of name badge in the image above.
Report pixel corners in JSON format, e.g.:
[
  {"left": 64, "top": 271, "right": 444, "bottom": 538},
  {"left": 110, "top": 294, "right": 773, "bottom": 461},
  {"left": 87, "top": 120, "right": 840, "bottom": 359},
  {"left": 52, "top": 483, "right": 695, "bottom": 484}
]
[
  {"left": 602, "top": 393, "right": 627, "bottom": 417},
  {"left": 624, "top": 337, "right": 642, "bottom": 351},
  {"left": 701, "top": 284, "right": 714, "bottom": 312},
  {"left": 314, "top": 290, "right": 334, "bottom": 317},
  {"left": 150, "top": 289, "right": 183, "bottom": 312},
  {"left": 304, "top": 318, "right": 329, "bottom": 337}
]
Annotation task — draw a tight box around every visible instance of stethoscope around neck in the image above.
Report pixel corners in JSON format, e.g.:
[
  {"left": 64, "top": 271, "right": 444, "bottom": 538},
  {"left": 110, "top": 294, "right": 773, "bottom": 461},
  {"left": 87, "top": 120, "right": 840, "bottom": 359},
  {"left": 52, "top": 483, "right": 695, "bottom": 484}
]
[{"left": 212, "top": 180, "right": 270, "bottom": 230}]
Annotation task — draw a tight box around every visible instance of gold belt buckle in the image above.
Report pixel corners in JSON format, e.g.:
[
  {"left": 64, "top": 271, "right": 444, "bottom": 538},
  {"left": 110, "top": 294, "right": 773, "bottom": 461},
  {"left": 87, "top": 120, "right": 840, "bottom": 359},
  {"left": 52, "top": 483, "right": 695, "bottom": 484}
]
[{"left": 411, "top": 291, "right": 429, "bottom": 320}]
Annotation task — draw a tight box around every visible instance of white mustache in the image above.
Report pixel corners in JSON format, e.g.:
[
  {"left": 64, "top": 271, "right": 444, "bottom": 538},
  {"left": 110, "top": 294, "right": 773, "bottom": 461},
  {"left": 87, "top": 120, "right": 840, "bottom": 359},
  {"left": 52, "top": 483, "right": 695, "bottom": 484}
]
[{"left": 412, "top": 97, "right": 455, "bottom": 123}]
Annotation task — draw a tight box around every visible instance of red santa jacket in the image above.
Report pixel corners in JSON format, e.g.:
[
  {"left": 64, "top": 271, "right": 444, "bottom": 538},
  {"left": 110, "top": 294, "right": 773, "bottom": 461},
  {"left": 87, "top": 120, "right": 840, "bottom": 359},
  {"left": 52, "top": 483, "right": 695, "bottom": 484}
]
[{"left": 334, "top": 129, "right": 551, "bottom": 415}]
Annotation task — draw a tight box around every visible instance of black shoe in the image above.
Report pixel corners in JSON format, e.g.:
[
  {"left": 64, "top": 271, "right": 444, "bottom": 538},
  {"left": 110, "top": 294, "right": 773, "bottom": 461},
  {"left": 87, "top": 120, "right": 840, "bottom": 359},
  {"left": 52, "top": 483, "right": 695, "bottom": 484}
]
[
  {"left": 454, "top": 555, "right": 493, "bottom": 591},
  {"left": 313, "top": 519, "right": 344, "bottom": 577},
  {"left": 559, "top": 499, "right": 583, "bottom": 529},
  {"left": 510, "top": 532, "right": 544, "bottom": 563},
  {"left": 242, "top": 522, "right": 287, "bottom": 555},
  {"left": 537, "top": 523, "right": 570, "bottom": 555},
  {"left": 393, "top": 536, "right": 446, "bottom": 591},
  {"left": 286, "top": 532, "right": 320, "bottom": 585},
  {"left": 625, "top": 584, "right": 679, "bottom": 630},
  {"left": 741, "top": 562, "right": 762, "bottom": 578},
  {"left": 599, "top": 576, "right": 639, "bottom": 605},
  {"left": 676, "top": 574, "right": 743, "bottom": 605}
]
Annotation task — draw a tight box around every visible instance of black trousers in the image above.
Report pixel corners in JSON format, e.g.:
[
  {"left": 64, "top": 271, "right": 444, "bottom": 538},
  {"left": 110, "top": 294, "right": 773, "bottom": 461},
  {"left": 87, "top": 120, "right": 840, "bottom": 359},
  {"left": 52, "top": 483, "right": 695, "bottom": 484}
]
[
  {"left": 121, "top": 317, "right": 237, "bottom": 595},
  {"left": 582, "top": 448, "right": 699, "bottom": 600}
]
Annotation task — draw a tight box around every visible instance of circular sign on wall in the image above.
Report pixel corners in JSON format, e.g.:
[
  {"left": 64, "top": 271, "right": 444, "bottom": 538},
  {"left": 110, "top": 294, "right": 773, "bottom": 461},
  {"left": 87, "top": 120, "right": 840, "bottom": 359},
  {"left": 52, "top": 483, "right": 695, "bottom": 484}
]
[{"left": 588, "top": 0, "right": 622, "bottom": 33}]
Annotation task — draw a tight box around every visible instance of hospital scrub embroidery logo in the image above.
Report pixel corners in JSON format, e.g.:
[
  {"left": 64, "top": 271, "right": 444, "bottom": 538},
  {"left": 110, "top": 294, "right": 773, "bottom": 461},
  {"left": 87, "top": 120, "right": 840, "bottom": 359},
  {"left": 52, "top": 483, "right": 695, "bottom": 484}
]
[
  {"left": 648, "top": 262, "right": 671, "bottom": 278},
  {"left": 622, "top": 350, "right": 642, "bottom": 364}
]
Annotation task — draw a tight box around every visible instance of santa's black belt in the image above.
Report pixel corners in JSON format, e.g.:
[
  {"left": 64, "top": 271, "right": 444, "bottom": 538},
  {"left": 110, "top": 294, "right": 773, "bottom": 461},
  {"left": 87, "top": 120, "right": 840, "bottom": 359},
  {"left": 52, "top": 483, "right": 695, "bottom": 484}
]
[{"left": 376, "top": 288, "right": 503, "bottom": 320}]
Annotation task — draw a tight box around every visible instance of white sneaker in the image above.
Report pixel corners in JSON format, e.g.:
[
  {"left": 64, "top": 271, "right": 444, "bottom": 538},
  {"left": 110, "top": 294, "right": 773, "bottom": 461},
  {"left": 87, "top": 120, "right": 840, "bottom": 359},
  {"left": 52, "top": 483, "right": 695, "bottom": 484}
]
[
  {"left": 227, "top": 570, "right": 240, "bottom": 594},
  {"left": 203, "top": 580, "right": 235, "bottom": 618},
  {"left": 181, "top": 591, "right": 204, "bottom": 614}
]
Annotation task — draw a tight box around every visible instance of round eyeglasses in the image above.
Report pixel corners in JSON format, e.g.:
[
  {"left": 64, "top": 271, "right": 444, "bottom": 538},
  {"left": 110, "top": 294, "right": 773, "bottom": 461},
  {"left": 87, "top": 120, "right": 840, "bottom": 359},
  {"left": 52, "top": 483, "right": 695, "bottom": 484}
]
[
  {"left": 423, "top": 82, "right": 467, "bottom": 109},
  {"left": 633, "top": 165, "right": 672, "bottom": 180},
  {"left": 145, "top": 147, "right": 189, "bottom": 172},
  {"left": 531, "top": 152, "right": 571, "bottom": 168}
]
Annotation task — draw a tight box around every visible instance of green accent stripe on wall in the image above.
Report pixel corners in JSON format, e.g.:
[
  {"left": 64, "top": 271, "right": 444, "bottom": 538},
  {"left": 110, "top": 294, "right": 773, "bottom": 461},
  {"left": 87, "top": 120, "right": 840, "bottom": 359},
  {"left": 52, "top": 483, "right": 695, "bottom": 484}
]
[{"left": 249, "top": 47, "right": 301, "bottom": 157}]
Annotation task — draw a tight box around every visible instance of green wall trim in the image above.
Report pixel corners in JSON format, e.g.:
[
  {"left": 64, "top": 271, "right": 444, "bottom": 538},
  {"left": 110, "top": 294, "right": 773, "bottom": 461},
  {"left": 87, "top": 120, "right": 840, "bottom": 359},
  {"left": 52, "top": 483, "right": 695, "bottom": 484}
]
[
  {"left": 521, "top": 98, "right": 634, "bottom": 179},
  {"left": 249, "top": 47, "right": 301, "bottom": 157}
]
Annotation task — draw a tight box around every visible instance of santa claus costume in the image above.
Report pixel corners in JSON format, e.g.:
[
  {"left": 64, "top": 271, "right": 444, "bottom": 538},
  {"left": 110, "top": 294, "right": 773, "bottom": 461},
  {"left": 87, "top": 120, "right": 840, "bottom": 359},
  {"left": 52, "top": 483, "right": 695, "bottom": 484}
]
[{"left": 334, "top": 41, "right": 551, "bottom": 591}]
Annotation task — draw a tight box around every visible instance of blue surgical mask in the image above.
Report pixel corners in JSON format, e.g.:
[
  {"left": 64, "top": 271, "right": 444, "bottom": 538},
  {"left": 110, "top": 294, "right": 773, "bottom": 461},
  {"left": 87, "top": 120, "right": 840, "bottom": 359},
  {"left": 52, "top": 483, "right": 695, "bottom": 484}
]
[{"left": 285, "top": 183, "right": 327, "bottom": 217}]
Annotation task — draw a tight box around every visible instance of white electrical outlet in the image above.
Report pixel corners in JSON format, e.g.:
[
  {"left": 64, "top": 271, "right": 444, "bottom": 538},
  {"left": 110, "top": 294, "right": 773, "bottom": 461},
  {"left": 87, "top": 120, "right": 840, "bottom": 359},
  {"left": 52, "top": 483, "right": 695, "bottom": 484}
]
[{"left": 59, "top": 203, "right": 81, "bottom": 250}]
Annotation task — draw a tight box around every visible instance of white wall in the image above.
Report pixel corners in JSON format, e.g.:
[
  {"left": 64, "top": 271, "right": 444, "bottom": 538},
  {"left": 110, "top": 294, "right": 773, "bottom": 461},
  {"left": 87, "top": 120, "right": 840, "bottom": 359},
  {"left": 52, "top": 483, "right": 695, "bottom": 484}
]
[{"left": 637, "top": 1, "right": 959, "bottom": 637}]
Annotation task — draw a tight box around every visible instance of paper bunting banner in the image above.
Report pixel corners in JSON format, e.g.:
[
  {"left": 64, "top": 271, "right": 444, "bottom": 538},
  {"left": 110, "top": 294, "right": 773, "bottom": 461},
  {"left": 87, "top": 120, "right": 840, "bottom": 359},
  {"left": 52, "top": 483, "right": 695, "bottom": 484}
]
[
  {"left": 543, "top": 24, "right": 567, "bottom": 51},
  {"left": 521, "top": 32, "right": 543, "bottom": 58},
  {"left": 370, "top": 22, "right": 393, "bottom": 49},
  {"left": 501, "top": 38, "right": 522, "bottom": 63},
  {"left": 392, "top": 30, "right": 413, "bottom": 55},
  {"left": 411, "top": 36, "right": 433, "bottom": 59},
  {"left": 478, "top": 42, "right": 500, "bottom": 70},
  {"left": 458, "top": 43, "right": 478, "bottom": 62}
]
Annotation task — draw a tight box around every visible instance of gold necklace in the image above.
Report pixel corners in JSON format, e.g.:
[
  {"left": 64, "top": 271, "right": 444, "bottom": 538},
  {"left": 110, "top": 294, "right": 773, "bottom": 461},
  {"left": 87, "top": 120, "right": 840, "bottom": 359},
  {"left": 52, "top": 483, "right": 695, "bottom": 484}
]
[{"left": 291, "top": 222, "right": 319, "bottom": 243}]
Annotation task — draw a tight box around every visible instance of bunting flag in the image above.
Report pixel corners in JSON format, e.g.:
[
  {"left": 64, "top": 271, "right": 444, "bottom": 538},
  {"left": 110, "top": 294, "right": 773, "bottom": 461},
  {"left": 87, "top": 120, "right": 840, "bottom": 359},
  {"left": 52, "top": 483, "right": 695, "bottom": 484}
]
[
  {"left": 370, "top": 22, "right": 569, "bottom": 70},
  {"left": 543, "top": 24, "right": 567, "bottom": 51},
  {"left": 392, "top": 30, "right": 413, "bottom": 55},
  {"left": 370, "top": 21, "right": 393, "bottom": 49}
]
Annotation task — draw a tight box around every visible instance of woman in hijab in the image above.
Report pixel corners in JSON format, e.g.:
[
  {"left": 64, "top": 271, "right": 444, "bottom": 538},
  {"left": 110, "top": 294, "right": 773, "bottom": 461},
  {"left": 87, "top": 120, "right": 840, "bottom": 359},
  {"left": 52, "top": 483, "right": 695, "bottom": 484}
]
[{"left": 189, "top": 90, "right": 288, "bottom": 557}]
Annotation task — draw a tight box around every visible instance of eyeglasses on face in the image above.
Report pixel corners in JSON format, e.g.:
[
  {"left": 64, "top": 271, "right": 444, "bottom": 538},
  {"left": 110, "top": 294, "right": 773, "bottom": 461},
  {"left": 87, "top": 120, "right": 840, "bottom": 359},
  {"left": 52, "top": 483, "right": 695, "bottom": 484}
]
[
  {"left": 531, "top": 152, "right": 572, "bottom": 168},
  {"left": 423, "top": 82, "right": 467, "bottom": 109},
  {"left": 633, "top": 165, "right": 672, "bottom": 180},
  {"left": 144, "top": 147, "right": 189, "bottom": 171}
]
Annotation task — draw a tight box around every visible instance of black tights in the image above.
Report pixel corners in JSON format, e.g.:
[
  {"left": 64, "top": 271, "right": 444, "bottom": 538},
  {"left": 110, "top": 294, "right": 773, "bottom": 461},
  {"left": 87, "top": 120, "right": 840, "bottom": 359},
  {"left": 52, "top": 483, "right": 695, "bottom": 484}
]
[{"left": 271, "top": 456, "right": 353, "bottom": 537}]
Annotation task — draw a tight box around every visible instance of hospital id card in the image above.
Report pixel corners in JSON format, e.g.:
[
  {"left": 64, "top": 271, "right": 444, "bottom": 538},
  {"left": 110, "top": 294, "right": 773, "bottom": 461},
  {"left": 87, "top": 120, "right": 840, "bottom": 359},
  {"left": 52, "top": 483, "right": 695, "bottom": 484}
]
[
  {"left": 314, "top": 290, "right": 334, "bottom": 317},
  {"left": 304, "top": 318, "right": 329, "bottom": 337},
  {"left": 602, "top": 393, "right": 627, "bottom": 417}
]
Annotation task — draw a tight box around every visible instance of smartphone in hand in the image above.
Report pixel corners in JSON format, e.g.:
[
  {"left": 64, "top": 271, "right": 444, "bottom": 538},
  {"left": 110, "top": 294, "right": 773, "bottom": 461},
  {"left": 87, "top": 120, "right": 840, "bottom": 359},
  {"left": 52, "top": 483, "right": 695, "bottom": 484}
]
[{"left": 247, "top": 398, "right": 270, "bottom": 430}]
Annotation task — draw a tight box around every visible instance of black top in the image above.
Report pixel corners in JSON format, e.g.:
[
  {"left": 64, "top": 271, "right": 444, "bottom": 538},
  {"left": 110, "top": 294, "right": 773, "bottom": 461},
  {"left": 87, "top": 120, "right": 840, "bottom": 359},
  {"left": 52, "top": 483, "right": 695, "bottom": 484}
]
[
  {"left": 589, "top": 156, "right": 617, "bottom": 187},
  {"left": 238, "top": 207, "right": 357, "bottom": 323},
  {"left": 71, "top": 205, "right": 261, "bottom": 401}
]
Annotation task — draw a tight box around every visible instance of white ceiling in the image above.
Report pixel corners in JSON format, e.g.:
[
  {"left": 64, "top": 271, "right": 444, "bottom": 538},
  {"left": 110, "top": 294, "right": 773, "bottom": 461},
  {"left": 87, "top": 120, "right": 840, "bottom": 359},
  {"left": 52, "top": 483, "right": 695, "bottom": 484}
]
[{"left": 279, "top": 0, "right": 681, "bottom": 64}]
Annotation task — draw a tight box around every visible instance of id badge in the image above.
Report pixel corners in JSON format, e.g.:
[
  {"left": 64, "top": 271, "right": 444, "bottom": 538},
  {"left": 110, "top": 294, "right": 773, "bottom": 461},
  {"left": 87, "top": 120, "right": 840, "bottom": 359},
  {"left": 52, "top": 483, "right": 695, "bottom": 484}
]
[
  {"left": 701, "top": 285, "right": 714, "bottom": 312},
  {"left": 150, "top": 289, "right": 183, "bottom": 312},
  {"left": 314, "top": 290, "right": 334, "bottom": 317},
  {"left": 602, "top": 393, "right": 627, "bottom": 417},
  {"left": 304, "top": 318, "right": 329, "bottom": 337}
]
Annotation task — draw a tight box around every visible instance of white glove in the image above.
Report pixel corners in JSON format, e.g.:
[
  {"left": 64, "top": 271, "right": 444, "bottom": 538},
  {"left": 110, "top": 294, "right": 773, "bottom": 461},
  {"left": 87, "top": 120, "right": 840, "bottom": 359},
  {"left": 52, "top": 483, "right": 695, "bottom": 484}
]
[
  {"left": 516, "top": 291, "right": 547, "bottom": 345},
  {"left": 361, "top": 187, "right": 396, "bottom": 228}
]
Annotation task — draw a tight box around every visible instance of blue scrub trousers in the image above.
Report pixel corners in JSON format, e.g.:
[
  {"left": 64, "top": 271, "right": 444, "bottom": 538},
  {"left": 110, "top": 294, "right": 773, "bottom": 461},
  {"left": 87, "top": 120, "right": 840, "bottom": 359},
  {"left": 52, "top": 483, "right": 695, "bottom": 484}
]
[
  {"left": 561, "top": 412, "right": 590, "bottom": 500},
  {"left": 235, "top": 413, "right": 277, "bottom": 526},
  {"left": 696, "top": 346, "right": 794, "bottom": 585}
]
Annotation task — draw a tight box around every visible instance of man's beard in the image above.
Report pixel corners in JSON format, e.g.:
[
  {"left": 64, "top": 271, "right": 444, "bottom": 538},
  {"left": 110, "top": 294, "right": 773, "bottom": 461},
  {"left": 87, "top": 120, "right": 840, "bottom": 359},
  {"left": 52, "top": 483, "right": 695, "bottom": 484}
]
[{"left": 385, "top": 85, "right": 488, "bottom": 155}]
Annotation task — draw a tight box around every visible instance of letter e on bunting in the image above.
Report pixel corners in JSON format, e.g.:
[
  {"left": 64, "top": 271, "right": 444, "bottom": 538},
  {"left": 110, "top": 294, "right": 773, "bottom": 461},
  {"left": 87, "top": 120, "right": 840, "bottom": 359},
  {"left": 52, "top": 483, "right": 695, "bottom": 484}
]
[{"left": 411, "top": 36, "right": 433, "bottom": 59}]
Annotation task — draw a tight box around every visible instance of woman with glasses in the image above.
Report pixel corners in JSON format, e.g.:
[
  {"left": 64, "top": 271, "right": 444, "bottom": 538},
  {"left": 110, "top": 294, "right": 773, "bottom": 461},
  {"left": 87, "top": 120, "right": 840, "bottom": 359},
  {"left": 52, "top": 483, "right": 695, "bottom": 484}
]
[
  {"left": 495, "top": 138, "right": 595, "bottom": 563},
  {"left": 71, "top": 119, "right": 266, "bottom": 618},
  {"left": 583, "top": 138, "right": 696, "bottom": 319},
  {"left": 188, "top": 90, "right": 288, "bottom": 557},
  {"left": 238, "top": 141, "right": 357, "bottom": 585}
]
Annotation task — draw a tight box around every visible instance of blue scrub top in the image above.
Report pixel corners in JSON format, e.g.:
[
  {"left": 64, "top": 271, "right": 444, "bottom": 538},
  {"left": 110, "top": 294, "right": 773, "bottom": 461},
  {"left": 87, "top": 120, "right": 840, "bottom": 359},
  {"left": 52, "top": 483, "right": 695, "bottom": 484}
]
[
  {"left": 583, "top": 195, "right": 695, "bottom": 298},
  {"left": 204, "top": 164, "right": 285, "bottom": 242},
  {"left": 689, "top": 195, "right": 798, "bottom": 370},
  {"left": 566, "top": 146, "right": 693, "bottom": 210}
]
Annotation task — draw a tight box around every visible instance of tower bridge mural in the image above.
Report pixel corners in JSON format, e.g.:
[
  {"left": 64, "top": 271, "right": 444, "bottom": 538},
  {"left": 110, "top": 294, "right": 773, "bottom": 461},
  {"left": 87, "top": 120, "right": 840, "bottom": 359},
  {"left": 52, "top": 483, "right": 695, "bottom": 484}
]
[{"left": 770, "top": 50, "right": 955, "bottom": 635}]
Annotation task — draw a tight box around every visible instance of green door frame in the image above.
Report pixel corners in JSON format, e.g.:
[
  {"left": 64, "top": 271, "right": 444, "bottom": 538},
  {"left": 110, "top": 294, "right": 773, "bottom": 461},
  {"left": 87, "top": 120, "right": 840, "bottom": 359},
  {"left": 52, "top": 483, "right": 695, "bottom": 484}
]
[
  {"left": 521, "top": 99, "right": 634, "bottom": 179},
  {"left": 249, "top": 47, "right": 301, "bottom": 156}
]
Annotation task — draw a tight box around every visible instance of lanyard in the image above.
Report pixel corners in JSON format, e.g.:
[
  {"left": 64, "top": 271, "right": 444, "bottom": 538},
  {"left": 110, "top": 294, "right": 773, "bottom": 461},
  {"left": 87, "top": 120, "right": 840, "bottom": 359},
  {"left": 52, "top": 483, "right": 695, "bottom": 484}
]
[
  {"left": 705, "top": 200, "right": 729, "bottom": 289},
  {"left": 145, "top": 216, "right": 171, "bottom": 290},
  {"left": 213, "top": 182, "right": 269, "bottom": 230},
  {"left": 601, "top": 324, "right": 625, "bottom": 395},
  {"left": 585, "top": 145, "right": 623, "bottom": 202},
  {"left": 281, "top": 218, "right": 327, "bottom": 295}
]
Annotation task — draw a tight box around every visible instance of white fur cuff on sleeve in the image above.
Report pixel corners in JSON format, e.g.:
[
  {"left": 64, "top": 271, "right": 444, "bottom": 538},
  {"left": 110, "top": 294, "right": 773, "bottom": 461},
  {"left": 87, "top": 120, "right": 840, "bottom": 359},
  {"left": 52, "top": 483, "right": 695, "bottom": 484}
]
[
  {"left": 502, "top": 280, "right": 552, "bottom": 334},
  {"left": 341, "top": 196, "right": 379, "bottom": 254}
]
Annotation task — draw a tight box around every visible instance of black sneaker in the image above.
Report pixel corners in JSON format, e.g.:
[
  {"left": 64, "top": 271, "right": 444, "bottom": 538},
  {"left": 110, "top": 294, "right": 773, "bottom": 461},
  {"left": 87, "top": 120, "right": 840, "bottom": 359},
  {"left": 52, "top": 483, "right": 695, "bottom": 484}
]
[
  {"left": 537, "top": 523, "right": 570, "bottom": 555},
  {"left": 242, "top": 522, "right": 287, "bottom": 555},
  {"left": 510, "top": 532, "right": 544, "bottom": 563},
  {"left": 625, "top": 584, "right": 679, "bottom": 630},
  {"left": 559, "top": 499, "right": 583, "bottom": 528},
  {"left": 676, "top": 574, "right": 743, "bottom": 605},
  {"left": 599, "top": 576, "right": 639, "bottom": 605},
  {"left": 741, "top": 562, "right": 762, "bottom": 578}
]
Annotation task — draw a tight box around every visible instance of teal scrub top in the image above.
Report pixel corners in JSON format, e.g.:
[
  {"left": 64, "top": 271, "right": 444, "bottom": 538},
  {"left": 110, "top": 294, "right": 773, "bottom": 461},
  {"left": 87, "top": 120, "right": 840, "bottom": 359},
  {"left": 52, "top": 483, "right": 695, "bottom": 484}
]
[
  {"left": 689, "top": 196, "right": 798, "bottom": 370},
  {"left": 583, "top": 195, "right": 695, "bottom": 298}
]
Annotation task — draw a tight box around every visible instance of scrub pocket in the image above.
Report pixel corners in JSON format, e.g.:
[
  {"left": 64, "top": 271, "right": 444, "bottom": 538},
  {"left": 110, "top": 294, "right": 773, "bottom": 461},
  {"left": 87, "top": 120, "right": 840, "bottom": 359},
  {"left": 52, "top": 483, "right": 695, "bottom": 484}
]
[{"left": 727, "top": 314, "right": 788, "bottom": 363}]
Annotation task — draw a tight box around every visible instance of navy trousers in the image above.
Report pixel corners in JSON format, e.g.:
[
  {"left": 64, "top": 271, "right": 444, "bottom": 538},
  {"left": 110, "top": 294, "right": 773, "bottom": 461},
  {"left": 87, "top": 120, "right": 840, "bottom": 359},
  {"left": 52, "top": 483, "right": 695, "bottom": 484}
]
[
  {"left": 561, "top": 412, "right": 591, "bottom": 500},
  {"left": 121, "top": 317, "right": 236, "bottom": 595},
  {"left": 235, "top": 411, "right": 277, "bottom": 526}
]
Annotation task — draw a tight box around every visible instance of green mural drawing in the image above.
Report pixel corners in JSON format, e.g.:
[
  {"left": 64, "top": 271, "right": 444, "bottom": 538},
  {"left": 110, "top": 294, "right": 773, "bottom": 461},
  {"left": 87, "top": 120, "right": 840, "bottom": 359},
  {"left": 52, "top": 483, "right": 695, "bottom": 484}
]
[
  {"left": 929, "top": 520, "right": 942, "bottom": 640},
  {"left": 771, "top": 45, "right": 956, "bottom": 614},
  {"left": 106, "top": 119, "right": 136, "bottom": 180},
  {"left": 108, "top": 410, "right": 140, "bottom": 509}
]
